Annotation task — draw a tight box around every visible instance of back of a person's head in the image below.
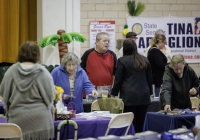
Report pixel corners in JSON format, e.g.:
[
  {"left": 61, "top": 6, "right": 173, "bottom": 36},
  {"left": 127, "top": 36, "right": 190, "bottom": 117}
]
[
  {"left": 123, "top": 39, "right": 137, "bottom": 56},
  {"left": 61, "top": 52, "right": 80, "bottom": 67},
  {"left": 169, "top": 54, "right": 185, "bottom": 68},
  {"left": 123, "top": 40, "right": 147, "bottom": 71},
  {"left": 150, "top": 34, "right": 166, "bottom": 47},
  {"left": 155, "top": 29, "right": 166, "bottom": 36},
  {"left": 17, "top": 41, "right": 40, "bottom": 63},
  {"left": 96, "top": 32, "right": 109, "bottom": 41}
]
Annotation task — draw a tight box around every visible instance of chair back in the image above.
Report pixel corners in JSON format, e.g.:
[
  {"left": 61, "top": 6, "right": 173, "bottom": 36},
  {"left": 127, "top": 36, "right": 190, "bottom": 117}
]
[
  {"left": 91, "top": 99, "right": 124, "bottom": 113},
  {"left": 91, "top": 100, "right": 100, "bottom": 111},
  {"left": 0, "top": 123, "right": 23, "bottom": 140},
  {"left": 190, "top": 97, "right": 200, "bottom": 110},
  {"left": 105, "top": 112, "right": 134, "bottom": 136}
]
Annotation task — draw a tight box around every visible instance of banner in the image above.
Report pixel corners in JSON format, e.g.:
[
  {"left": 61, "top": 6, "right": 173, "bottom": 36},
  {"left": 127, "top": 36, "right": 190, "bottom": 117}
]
[
  {"left": 127, "top": 17, "right": 200, "bottom": 63},
  {"left": 90, "top": 20, "right": 115, "bottom": 52}
]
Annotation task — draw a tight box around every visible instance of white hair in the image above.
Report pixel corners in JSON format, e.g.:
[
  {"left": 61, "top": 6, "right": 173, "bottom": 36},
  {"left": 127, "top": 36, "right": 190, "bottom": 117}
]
[
  {"left": 155, "top": 29, "right": 166, "bottom": 36},
  {"left": 61, "top": 52, "right": 81, "bottom": 67}
]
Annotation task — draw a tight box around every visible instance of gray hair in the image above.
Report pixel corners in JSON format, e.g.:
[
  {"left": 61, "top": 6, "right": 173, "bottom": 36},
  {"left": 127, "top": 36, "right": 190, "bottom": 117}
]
[
  {"left": 96, "top": 32, "right": 109, "bottom": 41},
  {"left": 61, "top": 52, "right": 81, "bottom": 67},
  {"left": 155, "top": 29, "right": 166, "bottom": 36},
  {"left": 169, "top": 54, "right": 185, "bottom": 68}
]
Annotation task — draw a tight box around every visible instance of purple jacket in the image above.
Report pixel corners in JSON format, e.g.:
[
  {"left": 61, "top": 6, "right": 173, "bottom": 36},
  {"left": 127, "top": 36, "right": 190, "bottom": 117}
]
[{"left": 51, "top": 65, "right": 94, "bottom": 113}]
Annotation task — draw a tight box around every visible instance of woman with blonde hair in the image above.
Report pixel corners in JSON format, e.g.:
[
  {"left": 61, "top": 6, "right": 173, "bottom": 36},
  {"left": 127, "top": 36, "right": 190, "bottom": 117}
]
[
  {"left": 146, "top": 29, "right": 172, "bottom": 63},
  {"left": 147, "top": 34, "right": 167, "bottom": 97}
]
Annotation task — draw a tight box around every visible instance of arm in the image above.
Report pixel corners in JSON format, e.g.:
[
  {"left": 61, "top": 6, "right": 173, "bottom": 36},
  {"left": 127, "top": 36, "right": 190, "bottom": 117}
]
[
  {"left": 80, "top": 49, "right": 93, "bottom": 71},
  {"left": 111, "top": 59, "right": 124, "bottom": 96},
  {"left": 189, "top": 67, "right": 199, "bottom": 96},
  {"left": 0, "top": 68, "right": 12, "bottom": 116},
  {"left": 82, "top": 69, "right": 95, "bottom": 94},
  {"left": 37, "top": 69, "right": 56, "bottom": 107},
  {"left": 160, "top": 69, "right": 172, "bottom": 110},
  {"left": 146, "top": 58, "right": 153, "bottom": 95}
]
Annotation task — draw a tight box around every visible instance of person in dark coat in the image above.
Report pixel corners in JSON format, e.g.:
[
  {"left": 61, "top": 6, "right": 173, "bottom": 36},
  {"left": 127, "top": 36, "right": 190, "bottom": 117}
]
[
  {"left": 147, "top": 34, "right": 167, "bottom": 97},
  {"left": 111, "top": 40, "right": 153, "bottom": 133},
  {"left": 160, "top": 54, "right": 199, "bottom": 111}
]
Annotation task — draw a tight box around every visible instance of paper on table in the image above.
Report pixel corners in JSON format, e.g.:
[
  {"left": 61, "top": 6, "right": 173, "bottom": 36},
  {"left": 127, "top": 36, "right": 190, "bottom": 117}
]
[
  {"left": 93, "top": 111, "right": 110, "bottom": 114},
  {"left": 75, "top": 112, "right": 97, "bottom": 120},
  {"left": 96, "top": 114, "right": 117, "bottom": 119},
  {"left": 195, "top": 115, "right": 200, "bottom": 127}
]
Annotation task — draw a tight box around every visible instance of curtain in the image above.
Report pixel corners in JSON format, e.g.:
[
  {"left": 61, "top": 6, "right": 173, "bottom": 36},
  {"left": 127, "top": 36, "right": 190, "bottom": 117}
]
[{"left": 0, "top": 0, "right": 37, "bottom": 63}]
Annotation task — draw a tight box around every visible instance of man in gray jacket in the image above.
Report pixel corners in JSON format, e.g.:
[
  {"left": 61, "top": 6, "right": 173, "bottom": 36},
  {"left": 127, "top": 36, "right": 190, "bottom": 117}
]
[{"left": 160, "top": 54, "right": 199, "bottom": 111}]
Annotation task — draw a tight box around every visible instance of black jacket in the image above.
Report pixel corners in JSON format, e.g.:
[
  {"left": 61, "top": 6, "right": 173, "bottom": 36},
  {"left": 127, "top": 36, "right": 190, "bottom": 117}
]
[
  {"left": 111, "top": 56, "right": 153, "bottom": 106},
  {"left": 160, "top": 64, "right": 199, "bottom": 110},
  {"left": 147, "top": 47, "right": 167, "bottom": 87}
]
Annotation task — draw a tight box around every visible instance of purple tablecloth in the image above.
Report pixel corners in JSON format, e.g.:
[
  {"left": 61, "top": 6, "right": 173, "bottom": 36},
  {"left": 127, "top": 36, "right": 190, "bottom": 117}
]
[
  {"left": 143, "top": 112, "right": 197, "bottom": 133},
  {"left": 0, "top": 117, "right": 135, "bottom": 139},
  {"left": 0, "top": 118, "right": 6, "bottom": 123},
  {"left": 54, "top": 118, "right": 135, "bottom": 139}
]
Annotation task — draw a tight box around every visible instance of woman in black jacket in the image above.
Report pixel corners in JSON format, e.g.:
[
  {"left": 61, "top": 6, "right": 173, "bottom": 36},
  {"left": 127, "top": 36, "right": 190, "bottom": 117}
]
[
  {"left": 111, "top": 40, "right": 153, "bottom": 132},
  {"left": 147, "top": 34, "right": 167, "bottom": 97}
]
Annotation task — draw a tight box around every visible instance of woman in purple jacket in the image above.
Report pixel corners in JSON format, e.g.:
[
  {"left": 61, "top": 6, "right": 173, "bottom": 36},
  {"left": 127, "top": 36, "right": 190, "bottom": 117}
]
[{"left": 51, "top": 52, "right": 98, "bottom": 113}]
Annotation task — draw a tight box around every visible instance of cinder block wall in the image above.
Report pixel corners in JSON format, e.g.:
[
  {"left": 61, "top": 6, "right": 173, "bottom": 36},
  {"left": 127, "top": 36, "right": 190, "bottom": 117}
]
[{"left": 80, "top": 0, "right": 200, "bottom": 76}]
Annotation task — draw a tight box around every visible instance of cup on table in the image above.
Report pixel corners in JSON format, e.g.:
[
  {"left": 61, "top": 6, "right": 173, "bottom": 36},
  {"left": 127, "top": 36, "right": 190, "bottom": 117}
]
[{"left": 101, "top": 90, "right": 108, "bottom": 98}]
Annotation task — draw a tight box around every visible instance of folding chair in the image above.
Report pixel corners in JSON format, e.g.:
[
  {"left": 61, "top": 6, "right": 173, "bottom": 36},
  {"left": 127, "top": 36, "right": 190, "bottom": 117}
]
[
  {"left": 190, "top": 97, "right": 200, "bottom": 110},
  {"left": 57, "top": 120, "right": 78, "bottom": 140},
  {"left": 0, "top": 123, "right": 23, "bottom": 140},
  {"left": 105, "top": 112, "right": 134, "bottom": 136},
  {"left": 91, "top": 99, "right": 124, "bottom": 113}
]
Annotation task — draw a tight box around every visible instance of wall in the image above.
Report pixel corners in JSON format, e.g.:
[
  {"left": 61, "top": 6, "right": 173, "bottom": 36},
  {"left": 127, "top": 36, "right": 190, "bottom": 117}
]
[{"left": 80, "top": 0, "right": 200, "bottom": 76}]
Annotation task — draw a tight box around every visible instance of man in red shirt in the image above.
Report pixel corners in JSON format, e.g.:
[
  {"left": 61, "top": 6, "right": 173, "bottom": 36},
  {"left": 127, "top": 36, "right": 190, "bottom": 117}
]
[{"left": 81, "top": 32, "right": 117, "bottom": 88}]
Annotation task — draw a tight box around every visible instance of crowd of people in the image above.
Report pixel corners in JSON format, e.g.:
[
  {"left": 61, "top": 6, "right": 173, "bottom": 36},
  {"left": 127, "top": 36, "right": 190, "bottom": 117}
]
[{"left": 0, "top": 30, "right": 199, "bottom": 139}]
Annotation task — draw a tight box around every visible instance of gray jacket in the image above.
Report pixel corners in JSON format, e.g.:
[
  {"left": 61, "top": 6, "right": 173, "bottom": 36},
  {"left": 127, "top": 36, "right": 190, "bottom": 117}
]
[
  {"left": 0, "top": 62, "right": 56, "bottom": 140},
  {"left": 160, "top": 64, "right": 199, "bottom": 110}
]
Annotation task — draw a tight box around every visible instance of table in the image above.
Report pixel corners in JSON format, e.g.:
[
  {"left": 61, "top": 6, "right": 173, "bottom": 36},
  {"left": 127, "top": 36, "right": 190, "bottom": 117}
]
[
  {"left": 54, "top": 118, "right": 134, "bottom": 139},
  {"left": 84, "top": 98, "right": 160, "bottom": 112},
  {"left": 0, "top": 99, "right": 160, "bottom": 114},
  {"left": 143, "top": 112, "right": 198, "bottom": 133},
  {"left": 0, "top": 117, "right": 135, "bottom": 139},
  {"left": 0, "top": 104, "right": 3, "bottom": 114}
]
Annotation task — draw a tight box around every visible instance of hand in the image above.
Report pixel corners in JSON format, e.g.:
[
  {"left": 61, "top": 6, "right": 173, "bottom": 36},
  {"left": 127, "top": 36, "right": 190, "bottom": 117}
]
[
  {"left": 92, "top": 90, "right": 98, "bottom": 97},
  {"left": 164, "top": 105, "right": 171, "bottom": 112},
  {"left": 63, "top": 94, "right": 69, "bottom": 100},
  {"left": 189, "top": 88, "right": 197, "bottom": 95}
]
